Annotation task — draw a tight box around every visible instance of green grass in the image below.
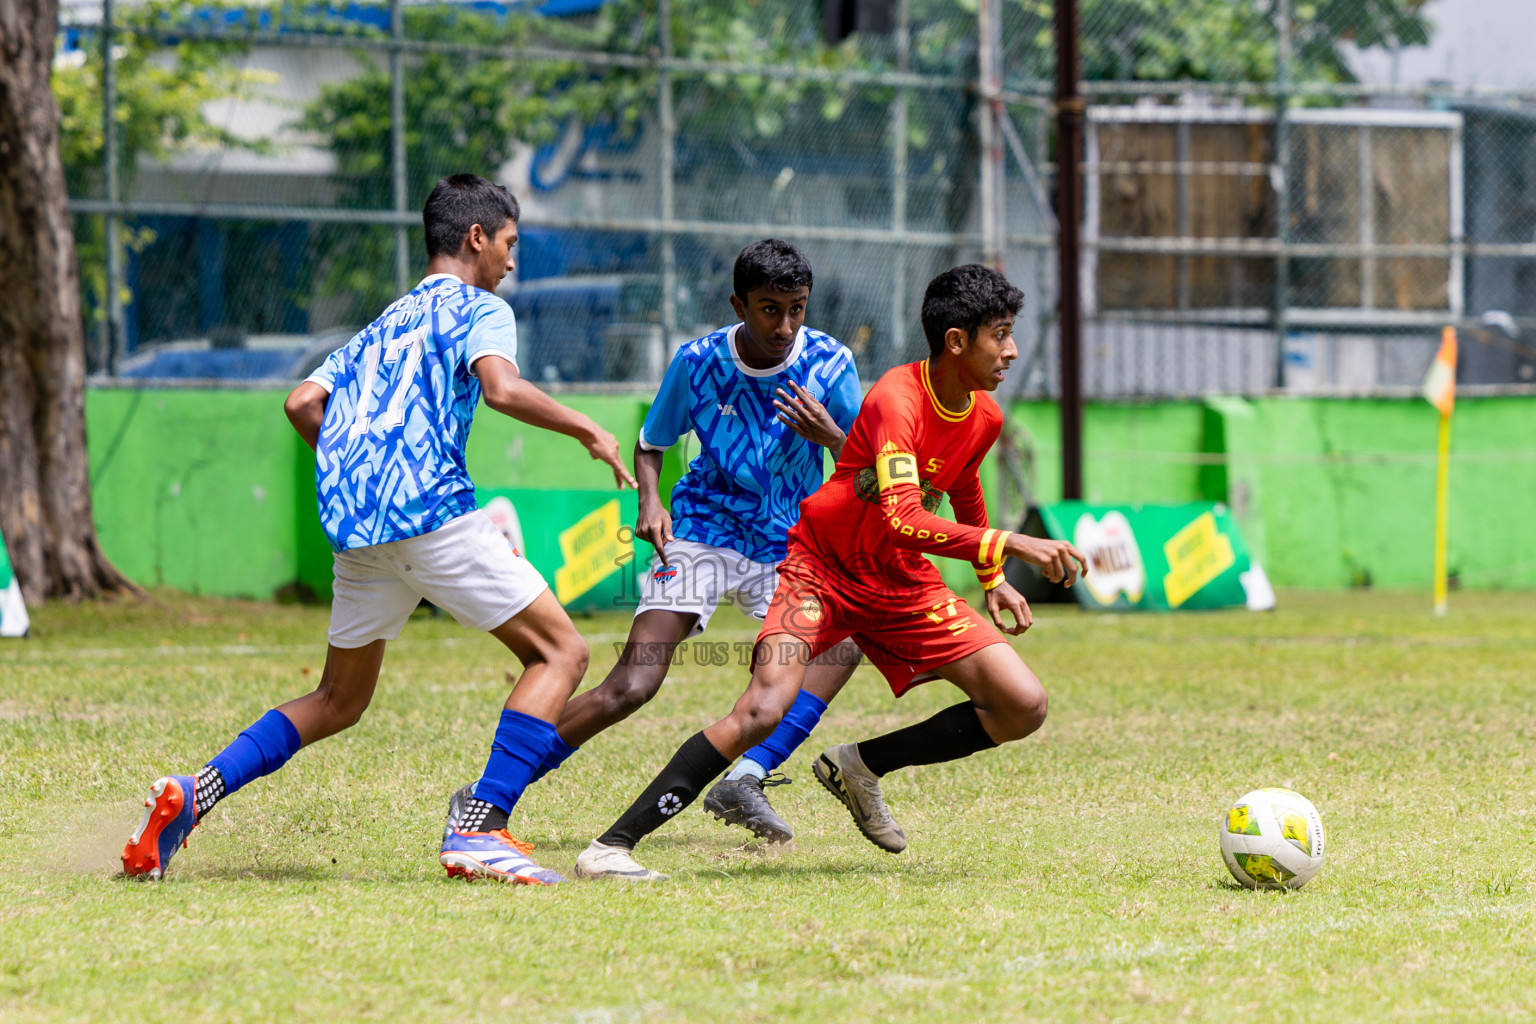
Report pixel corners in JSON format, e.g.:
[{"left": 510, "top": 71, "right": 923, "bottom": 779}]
[{"left": 4, "top": 589, "right": 1536, "bottom": 1022}]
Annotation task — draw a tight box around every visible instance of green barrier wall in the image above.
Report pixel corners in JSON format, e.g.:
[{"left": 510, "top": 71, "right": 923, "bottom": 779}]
[
  {"left": 88, "top": 390, "right": 302, "bottom": 598},
  {"left": 1009, "top": 396, "right": 1536, "bottom": 591},
  {"left": 84, "top": 388, "right": 1536, "bottom": 599},
  {"left": 1204, "top": 397, "right": 1536, "bottom": 590}
]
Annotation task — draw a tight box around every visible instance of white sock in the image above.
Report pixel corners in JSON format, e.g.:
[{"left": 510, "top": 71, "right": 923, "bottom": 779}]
[{"left": 725, "top": 757, "right": 768, "bottom": 782}]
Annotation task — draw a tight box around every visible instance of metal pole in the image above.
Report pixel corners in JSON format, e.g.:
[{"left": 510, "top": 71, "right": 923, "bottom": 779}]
[
  {"left": 659, "top": 0, "right": 677, "bottom": 361},
  {"left": 1272, "top": 0, "right": 1292, "bottom": 389},
  {"left": 978, "top": 0, "right": 1003, "bottom": 268},
  {"left": 1055, "top": 0, "right": 1084, "bottom": 499},
  {"left": 888, "top": 0, "right": 910, "bottom": 370},
  {"left": 390, "top": 0, "right": 409, "bottom": 294},
  {"left": 103, "top": 0, "right": 123, "bottom": 374}
]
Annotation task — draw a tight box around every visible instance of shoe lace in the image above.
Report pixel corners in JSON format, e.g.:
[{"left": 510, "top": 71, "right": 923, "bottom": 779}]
[
  {"left": 761, "top": 772, "right": 793, "bottom": 788},
  {"left": 489, "top": 829, "right": 534, "bottom": 855}
]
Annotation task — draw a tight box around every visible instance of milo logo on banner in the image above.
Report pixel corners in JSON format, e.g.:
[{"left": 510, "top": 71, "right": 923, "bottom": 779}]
[
  {"left": 1040, "top": 502, "right": 1274, "bottom": 612},
  {"left": 1072, "top": 510, "right": 1147, "bottom": 606},
  {"left": 0, "top": 527, "right": 30, "bottom": 638}
]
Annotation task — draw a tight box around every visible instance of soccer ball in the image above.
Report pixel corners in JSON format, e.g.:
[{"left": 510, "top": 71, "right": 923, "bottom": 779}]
[{"left": 1218, "top": 788, "right": 1326, "bottom": 890}]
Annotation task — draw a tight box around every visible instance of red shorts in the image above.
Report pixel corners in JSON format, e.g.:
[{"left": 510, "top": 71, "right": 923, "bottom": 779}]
[{"left": 756, "top": 553, "right": 1009, "bottom": 697}]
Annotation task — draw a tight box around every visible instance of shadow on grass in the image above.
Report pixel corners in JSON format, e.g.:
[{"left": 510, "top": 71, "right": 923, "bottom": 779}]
[
  {"left": 669, "top": 860, "right": 926, "bottom": 882},
  {"left": 134, "top": 864, "right": 340, "bottom": 883},
  {"left": 1207, "top": 877, "right": 1297, "bottom": 894}
]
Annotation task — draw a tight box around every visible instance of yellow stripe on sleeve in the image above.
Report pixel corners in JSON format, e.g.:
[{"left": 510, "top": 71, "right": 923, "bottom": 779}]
[
  {"left": 976, "top": 566, "right": 1006, "bottom": 591},
  {"left": 977, "top": 528, "right": 998, "bottom": 566}
]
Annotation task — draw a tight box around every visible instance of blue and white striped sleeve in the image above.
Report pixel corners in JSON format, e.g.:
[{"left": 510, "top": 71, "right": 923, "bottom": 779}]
[
  {"left": 639, "top": 349, "right": 693, "bottom": 451},
  {"left": 825, "top": 349, "right": 863, "bottom": 433},
  {"left": 463, "top": 296, "right": 519, "bottom": 374}
]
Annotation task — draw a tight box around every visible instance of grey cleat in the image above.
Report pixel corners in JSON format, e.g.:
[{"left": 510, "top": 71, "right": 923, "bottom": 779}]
[
  {"left": 573, "top": 839, "right": 667, "bottom": 881},
  {"left": 702, "top": 772, "right": 794, "bottom": 843},
  {"left": 812, "top": 743, "right": 907, "bottom": 853}
]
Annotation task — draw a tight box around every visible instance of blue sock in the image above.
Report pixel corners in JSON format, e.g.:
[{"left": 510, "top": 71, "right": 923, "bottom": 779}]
[
  {"left": 736, "top": 689, "right": 828, "bottom": 775},
  {"left": 529, "top": 733, "right": 580, "bottom": 785},
  {"left": 206, "top": 709, "right": 302, "bottom": 794},
  {"left": 473, "top": 709, "right": 559, "bottom": 813}
]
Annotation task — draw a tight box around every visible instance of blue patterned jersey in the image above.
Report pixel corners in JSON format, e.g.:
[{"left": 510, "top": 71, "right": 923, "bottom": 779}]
[
  {"left": 640, "top": 324, "right": 861, "bottom": 564},
  {"left": 306, "top": 274, "right": 519, "bottom": 551}
]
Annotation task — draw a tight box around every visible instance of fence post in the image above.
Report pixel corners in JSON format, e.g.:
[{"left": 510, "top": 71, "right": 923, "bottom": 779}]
[
  {"left": 978, "top": 0, "right": 1003, "bottom": 269},
  {"left": 659, "top": 0, "right": 677, "bottom": 360},
  {"left": 1272, "top": 0, "right": 1292, "bottom": 389},
  {"left": 1055, "top": 0, "right": 1084, "bottom": 500},
  {"left": 887, "top": 0, "right": 910, "bottom": 367},
  {"left": 390, "top": 0, "right": 409, "bottom": 294},
  {"left": 102, "top": 0, "right": 123, "bottom": 374}
]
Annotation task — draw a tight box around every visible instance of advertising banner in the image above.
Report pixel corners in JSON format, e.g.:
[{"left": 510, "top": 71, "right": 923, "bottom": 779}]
[
  {"left": 0, "top": 527, "right": 29, "bottom": 637},
  {"left": 1035, "top": 502, "right": 1275, "bottom": 612},
  {"left": 477, "top": 488, "right": 639, "bottom": 613}
]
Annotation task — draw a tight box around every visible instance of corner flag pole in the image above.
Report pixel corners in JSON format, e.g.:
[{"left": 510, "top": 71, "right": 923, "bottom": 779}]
[
  {"left": 1423, "top": 327, "right": 1457, "bottom": 618},
  {"left": 1433, "top": 405, "right": 1450, "bottom": 617}
]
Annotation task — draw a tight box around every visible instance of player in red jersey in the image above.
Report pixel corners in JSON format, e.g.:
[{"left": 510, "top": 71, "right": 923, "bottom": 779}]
[{"left": 574, "top": 264, "right": 1087, "bottom": 880}]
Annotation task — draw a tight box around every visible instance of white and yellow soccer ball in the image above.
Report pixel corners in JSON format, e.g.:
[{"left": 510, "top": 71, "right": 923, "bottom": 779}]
[{"left": 1218, "top": 788, "right": 1326, "bottom": 890}]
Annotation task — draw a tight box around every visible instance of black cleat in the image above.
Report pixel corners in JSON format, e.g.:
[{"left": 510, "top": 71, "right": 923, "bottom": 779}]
[{"left": 703, "top": 773, "right": 794, "bottom": 843}]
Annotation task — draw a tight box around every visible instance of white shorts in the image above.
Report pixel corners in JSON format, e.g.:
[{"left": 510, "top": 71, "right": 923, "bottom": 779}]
[
  {"left": 328, "top": 510, "right": 548, "bottom": 649},
  {"left": 635, "top": 538, "right": 778, "bottom": 638}
]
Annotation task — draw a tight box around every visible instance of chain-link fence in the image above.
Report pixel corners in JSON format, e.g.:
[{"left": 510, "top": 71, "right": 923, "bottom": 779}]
[{"left": 56, "top": 0, "right": 1536, "bottom": 398}]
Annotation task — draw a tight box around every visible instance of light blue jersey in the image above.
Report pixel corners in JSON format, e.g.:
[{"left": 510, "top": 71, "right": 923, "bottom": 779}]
[
  {"left": 307, "top": 274, "right": 519, "bottom": 551},
  {"left": 640, "top": 324, "right": 861, "bottom": 564}
]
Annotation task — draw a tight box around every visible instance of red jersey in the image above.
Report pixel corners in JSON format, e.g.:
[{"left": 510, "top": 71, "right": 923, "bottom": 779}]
[{"left": 788, "top": 360, "right": 1011, "bottom": 604}]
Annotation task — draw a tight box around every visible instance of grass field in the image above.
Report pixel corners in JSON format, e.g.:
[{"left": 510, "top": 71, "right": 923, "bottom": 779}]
[{"left": 4, "top": 588, "right": 1536, "bottom": 1022}]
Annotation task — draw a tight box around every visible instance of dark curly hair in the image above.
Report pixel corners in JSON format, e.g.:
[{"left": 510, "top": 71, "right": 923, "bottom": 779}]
[
  {"left": 422, "top": 174, "right": 520, "bottom": 258},
  {"left": 920, "top": 264, "right": 1024, "bottom": 357},
  {"left": 733, "top": 239, "right": 814, "bottom": 300}
]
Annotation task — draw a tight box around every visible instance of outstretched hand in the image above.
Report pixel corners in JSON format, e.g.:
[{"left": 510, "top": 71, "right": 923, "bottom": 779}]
[
  {"left": 773, "top": 381, "right": 845, "bottom": 453},
  {"left": 585, "top": 428, "right": 638, "bottom": 489},
  {"left": 1005, "top": 534, "right": 1090, "bottom": 587}
]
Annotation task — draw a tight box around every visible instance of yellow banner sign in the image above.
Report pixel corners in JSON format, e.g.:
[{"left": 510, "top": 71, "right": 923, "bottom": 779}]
[
  {"left": 554, "top": 499, "right": 634, "bottom": 605},
  {"left": 1162, "top": 511, "right": 1235, "bottom": 608}
]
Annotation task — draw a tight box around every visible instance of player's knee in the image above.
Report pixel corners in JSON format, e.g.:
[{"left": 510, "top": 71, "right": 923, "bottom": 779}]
[
  {"left": 735, "top": 689, "right": 790, "bottom": 746},
  {"left": 599, "top": 666, "right": 665, "bottom": 719},
  {"left": 996, "top": 679, "right": 1048, "bottom": 742},
  {"left": 317, "top": 686, "right": 369, "bottom": 732},
  {"left": 531, "top": 629, "right": 589, "bottom": 685},
  {"left": 563, "top": 639, "right": 591, "bottom": 681},
  {"left": 1020, "top": 682, "right": 1049, "bottom": 732}
]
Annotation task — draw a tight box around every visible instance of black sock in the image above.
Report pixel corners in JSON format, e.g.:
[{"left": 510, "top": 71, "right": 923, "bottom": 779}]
[
  {"left": 856, "top": 701, "right": 998, "bottom": 777},
  {"left": 597, "top": 732, "right": 731, "bottom": 850},
  {"left": 458, "top": 796, "right": 509, "bottom": 833},
  {"left": 193, "top": 765, "right": 226, "bottom": 820}
]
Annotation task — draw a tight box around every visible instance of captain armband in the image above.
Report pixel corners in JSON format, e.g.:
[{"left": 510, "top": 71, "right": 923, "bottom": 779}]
[{"left": 874, "top": 449, "right": 919, "bottom": 492}]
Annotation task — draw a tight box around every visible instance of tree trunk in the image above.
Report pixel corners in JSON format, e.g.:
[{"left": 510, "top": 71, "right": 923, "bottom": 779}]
[{"left": 0, "top": 0, "right": 136, "bottom": 602}]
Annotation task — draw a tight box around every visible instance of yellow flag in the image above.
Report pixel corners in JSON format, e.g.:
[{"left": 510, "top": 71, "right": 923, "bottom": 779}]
[{"left": 1422, "top": 327, "right": 1457, "bottom": 417}]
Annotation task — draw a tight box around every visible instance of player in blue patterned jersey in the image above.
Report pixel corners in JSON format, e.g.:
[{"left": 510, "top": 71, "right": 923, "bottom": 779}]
[
  {"left": 121, "top": 174, "right": 635, "bottom": 886},
  {"left": 454, "top": 241, "right": 865, "bottom": 872}
]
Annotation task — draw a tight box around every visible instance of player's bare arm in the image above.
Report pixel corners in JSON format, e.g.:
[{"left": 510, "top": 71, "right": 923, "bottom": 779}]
[
  {"left": 477, "top": 354, "right": 637, "bottom": 490},
  {"left": 1003, "top": 532, "right": 1089, "bottom": 587},
  {"left": 632, "top": 443, "right": 673, "bottom": 563},
  {"left": 773, "top": 380, "right": 846, "bottom": 458},
  {"left": 283, "top": 381, "right": 329, "bottom": 451}
]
